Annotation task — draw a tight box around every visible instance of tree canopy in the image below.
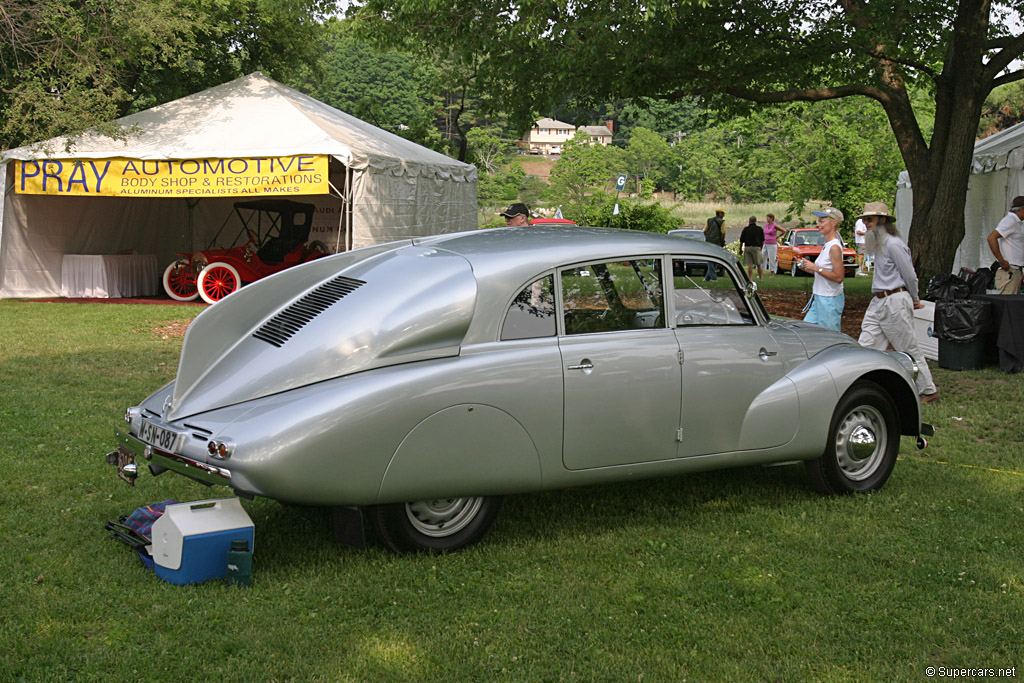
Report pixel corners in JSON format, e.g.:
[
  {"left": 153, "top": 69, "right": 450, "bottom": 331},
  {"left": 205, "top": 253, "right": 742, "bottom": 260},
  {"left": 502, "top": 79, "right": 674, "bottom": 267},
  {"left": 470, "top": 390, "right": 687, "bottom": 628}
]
[
  {"left": 0, "top": 0, "right": 338, "bottom": 150},
  {"left": 350, "top": 0, "right": 1024, "bottom": 280}
]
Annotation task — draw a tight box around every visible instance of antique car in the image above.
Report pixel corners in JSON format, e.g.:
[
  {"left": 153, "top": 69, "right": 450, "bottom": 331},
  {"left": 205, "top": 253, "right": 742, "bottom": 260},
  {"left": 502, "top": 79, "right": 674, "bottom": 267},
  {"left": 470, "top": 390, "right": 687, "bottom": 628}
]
[
  {"left": 162, "top": 199, "right": 330, "bottom": 304},
  {"left": 776, "top": 227, "right": 857, "bottom": 277},
  {"left": 110, "top": 226, "right": 932, "bottom": 554}
]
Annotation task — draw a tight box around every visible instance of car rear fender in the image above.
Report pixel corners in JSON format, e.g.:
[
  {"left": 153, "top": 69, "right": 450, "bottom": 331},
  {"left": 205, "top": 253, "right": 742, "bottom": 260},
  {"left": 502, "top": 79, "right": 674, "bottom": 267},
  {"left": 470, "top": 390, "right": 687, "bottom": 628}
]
[{"left": 378, "top": 404, "right": 543, "bottom": 503}]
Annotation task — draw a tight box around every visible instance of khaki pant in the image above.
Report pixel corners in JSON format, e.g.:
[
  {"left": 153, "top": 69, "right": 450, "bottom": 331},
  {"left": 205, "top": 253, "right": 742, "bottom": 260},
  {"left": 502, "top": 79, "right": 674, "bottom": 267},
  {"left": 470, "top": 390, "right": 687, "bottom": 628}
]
[
  {"left": 858, "top": 291, "right": 937, "bottom": 395},
  {"left": 994, "top": 266, "right": 1022, "bottom": 295}
]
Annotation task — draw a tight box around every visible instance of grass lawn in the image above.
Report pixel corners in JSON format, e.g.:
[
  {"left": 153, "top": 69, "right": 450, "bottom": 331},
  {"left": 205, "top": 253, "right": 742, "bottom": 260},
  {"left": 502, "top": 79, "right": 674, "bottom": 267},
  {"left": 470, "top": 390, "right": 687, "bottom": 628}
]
[{"left": 1, "top": 298, "right": 1022, "bottom": 680}]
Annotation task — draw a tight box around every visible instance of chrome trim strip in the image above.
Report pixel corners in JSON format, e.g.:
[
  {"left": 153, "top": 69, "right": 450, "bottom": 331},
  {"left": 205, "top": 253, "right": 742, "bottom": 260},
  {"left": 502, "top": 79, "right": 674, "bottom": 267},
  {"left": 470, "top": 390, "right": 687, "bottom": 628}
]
[{"left": 114, "top": 426, "right": 231, "bottom": 485}]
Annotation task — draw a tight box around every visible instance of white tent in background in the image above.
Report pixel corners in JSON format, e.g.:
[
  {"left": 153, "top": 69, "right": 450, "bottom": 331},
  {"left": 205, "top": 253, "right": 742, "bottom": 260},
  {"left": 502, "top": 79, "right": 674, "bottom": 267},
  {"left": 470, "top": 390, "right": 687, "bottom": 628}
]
[
  {"left": 896, "top": 120, "right": 1024, "bottom": 272},
  {"left": 0, "top": 72, "right": 477, "bottom": 298}
]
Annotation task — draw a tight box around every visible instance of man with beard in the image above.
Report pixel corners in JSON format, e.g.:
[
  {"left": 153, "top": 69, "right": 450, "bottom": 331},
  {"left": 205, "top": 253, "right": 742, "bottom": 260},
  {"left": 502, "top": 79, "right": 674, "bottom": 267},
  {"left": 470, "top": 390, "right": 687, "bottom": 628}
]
[{"left": 856, "top": 202, "right": 939, "bottom": 403}]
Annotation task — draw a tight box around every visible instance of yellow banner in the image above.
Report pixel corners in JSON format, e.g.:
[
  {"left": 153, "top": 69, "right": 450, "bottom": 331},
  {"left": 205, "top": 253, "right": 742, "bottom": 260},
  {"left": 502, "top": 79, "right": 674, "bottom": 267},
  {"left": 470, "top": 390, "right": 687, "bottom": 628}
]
[{"left": 14, "top": 155, "right": 328, "bottom": 197}]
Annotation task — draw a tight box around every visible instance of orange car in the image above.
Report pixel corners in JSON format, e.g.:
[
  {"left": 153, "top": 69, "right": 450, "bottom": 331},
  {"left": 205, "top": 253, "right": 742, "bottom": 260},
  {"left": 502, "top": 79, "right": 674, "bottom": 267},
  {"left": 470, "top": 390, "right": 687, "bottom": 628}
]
[{"left": 776, "top": 228, "right": 857, "bottom": 277}]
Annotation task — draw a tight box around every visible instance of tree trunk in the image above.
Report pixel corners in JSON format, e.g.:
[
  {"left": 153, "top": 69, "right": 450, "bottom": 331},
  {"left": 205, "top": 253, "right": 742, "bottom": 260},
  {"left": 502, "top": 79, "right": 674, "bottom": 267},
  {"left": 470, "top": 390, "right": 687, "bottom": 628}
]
[{"left": 902, "top": 0, "right": 989, "bottom": 294}]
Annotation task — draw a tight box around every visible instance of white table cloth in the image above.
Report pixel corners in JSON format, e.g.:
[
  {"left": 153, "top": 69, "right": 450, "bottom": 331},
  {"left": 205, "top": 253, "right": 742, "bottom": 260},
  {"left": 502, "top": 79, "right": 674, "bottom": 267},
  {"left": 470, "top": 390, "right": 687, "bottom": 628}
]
[{"left": 61, "top": 254, "right": 160, "bottom": 298}]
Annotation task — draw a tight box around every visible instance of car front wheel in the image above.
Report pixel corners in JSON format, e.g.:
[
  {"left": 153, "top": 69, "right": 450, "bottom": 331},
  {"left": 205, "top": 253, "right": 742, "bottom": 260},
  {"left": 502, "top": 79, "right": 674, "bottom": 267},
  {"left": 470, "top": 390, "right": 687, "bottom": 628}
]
[
  {"left": 368, "top": 496, "right": 503, "bottom": 553},
  {"left": 805, "top": 381, "right": 899, "bottom": 495}
]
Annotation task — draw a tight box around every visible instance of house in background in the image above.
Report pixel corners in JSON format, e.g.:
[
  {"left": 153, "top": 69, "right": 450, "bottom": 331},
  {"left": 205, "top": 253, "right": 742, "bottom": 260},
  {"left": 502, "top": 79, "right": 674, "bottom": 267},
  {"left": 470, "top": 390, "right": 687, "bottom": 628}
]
[
  {"left": 526, "top": 118, "right": 575, "bottom": 155},
  {"left": 580, "top": 122, "right": 614, "bottom": 146},
  {"left": 524, "top": 119, "right": 616, "bottom": 155}
]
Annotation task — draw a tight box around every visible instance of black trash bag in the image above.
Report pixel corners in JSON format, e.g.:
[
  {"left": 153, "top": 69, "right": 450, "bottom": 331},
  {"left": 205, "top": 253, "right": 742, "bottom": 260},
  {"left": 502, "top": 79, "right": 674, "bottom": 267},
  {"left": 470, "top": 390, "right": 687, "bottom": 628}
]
[
  {"left": 962, "top": 264, "right": 995, "bottom": 294},
  {"left": 934, "top": 299, "right": 993, "bottom": 343},
  {"left": 925, "top": 273, "right": 971, "bottom": 301}
]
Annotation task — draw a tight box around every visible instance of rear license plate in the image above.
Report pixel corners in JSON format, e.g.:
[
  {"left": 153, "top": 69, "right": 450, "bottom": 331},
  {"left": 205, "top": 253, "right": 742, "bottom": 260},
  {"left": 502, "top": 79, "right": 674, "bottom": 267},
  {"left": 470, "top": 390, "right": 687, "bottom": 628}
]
[{"left": 138, "top": 418, "right": 182, "bottom": 452}]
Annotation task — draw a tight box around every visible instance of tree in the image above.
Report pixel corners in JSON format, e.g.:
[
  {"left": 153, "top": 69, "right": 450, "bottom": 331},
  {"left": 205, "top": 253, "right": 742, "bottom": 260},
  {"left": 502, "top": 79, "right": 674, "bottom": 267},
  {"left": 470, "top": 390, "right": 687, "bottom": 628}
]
[
  {"left": 624, "top": 127, "right": 672, "bottom": 197},
  {"left": 1, "top": 0, "right": 337, "bottom": 151},
  {"left": 348, "top": 0, "right": 1024, "bottom": 283},
  {"left": 289, "top": 21, "right": 448, "bottom": 152},
  {"left": 548, "top": 131, "right": 621, "bottom": 224}
]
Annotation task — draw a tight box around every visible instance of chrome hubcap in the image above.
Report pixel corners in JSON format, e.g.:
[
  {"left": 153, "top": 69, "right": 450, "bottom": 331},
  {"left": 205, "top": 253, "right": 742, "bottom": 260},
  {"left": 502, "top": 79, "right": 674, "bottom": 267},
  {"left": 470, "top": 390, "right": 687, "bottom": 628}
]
[
  {"left": 405, "top": 497, "right": 483, "bottom": 538},
  {"left": 834, "top": 405, "right": 887, "bottom": 480}
]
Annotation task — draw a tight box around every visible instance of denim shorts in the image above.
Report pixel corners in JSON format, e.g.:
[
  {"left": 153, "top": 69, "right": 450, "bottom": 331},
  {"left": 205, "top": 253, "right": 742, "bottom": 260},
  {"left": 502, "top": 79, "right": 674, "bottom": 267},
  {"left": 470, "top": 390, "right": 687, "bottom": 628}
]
[{"left": 803, "top": 291, "right": 845, "bottom": 332}]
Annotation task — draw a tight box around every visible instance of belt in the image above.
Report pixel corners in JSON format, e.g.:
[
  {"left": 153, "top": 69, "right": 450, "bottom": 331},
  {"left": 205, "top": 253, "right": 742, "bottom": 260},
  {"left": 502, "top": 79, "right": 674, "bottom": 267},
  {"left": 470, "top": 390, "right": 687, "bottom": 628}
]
[{"left": 874, "top": 286, "right": 907, "bottom": 298}]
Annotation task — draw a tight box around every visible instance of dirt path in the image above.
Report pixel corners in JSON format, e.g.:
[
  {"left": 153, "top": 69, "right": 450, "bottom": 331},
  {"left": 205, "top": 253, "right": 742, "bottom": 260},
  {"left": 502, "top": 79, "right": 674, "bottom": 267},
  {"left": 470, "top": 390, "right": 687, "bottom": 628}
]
[{"left": 759, "top": 290, "right": 870, "bottom": 338}]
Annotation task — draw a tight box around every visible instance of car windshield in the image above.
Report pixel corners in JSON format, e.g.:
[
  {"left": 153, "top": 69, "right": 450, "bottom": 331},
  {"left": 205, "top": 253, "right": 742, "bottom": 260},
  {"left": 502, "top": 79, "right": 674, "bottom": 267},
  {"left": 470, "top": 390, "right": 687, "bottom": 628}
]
[{"left": 795, "top": 231, "right": 825, "bottom": 246}]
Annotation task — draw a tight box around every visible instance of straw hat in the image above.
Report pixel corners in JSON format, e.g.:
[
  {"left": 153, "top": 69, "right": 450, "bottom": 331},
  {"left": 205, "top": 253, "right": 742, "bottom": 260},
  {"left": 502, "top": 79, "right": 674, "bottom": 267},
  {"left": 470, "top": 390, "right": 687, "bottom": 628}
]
[{"left": 856, "top": 202, "right": 895, "bottom": 222}]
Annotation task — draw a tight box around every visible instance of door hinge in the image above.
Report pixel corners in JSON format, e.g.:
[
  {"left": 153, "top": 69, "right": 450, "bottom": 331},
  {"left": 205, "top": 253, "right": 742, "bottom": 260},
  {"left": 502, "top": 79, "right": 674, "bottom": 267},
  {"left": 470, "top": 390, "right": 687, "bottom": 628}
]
[
  {"left": 677, "top": 350, "right": 685, "bottom": 365},
  {"left": 676, "top": 427, "right": 684, "bottom": 442}
]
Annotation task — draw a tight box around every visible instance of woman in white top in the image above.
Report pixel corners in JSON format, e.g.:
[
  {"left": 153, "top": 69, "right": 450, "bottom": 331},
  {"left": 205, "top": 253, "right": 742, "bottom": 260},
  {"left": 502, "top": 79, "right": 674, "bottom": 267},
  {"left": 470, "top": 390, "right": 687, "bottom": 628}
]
[{"left": 798, "top": 207, "right": 846, "bottom": 331}]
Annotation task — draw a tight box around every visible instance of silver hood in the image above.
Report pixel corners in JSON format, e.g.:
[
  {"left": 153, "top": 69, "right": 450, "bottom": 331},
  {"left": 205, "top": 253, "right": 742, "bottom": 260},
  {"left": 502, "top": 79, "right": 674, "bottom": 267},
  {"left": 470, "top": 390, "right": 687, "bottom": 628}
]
[{"left": 168, "top": 242, "right": 477, "bottom": 419}]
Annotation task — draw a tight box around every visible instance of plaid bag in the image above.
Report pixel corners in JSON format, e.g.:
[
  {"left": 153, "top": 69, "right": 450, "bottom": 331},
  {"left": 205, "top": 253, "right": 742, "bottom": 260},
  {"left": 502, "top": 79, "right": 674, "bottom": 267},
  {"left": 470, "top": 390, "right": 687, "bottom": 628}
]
[{"left": 105, "top": 499, "right": 178, "bottom": 549}]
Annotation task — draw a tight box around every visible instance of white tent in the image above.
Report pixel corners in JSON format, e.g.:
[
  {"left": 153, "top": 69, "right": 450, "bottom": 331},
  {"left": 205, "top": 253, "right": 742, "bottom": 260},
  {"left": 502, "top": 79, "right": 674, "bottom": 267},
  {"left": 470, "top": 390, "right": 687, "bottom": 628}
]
[
  {"left": 896, "top": 120, "right": 1024, "bottom": 272},
  {"left": 0, "top": 72, "right": 477, "bottom": 298}
]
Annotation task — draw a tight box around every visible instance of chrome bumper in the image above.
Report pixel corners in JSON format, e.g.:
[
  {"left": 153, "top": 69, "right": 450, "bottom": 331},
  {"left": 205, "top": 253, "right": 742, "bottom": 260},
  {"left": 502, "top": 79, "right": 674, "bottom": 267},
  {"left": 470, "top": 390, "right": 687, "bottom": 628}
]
[{"left": 110, "top": 426, "right": 231, "bottom": 486}]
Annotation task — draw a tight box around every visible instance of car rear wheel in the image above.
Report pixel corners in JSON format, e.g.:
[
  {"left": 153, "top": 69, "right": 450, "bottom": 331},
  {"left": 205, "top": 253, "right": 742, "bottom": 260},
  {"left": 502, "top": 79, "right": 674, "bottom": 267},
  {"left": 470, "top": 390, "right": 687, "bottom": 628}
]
[
  {"left": 197, "top": 262, "right": 241, "bottom": 304},
  {"left": 805, "top": 381, "right": 899, "bottom": 495},
  {"left": 368, "top": 496, "right": 503, "bottom": 553},
  {"left": 162, "top": 261, "right": 199, "bottom": 301}
]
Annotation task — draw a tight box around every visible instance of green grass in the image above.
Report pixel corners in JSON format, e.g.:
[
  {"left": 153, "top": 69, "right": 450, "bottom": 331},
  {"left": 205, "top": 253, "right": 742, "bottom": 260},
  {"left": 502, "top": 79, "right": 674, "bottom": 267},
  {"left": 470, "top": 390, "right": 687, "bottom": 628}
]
[
  {"left": 1, "top": 300, "right": 1022, "bottom": 680},
  {"left": 664, "top": 199, "right": 826, "bottom": 230}
]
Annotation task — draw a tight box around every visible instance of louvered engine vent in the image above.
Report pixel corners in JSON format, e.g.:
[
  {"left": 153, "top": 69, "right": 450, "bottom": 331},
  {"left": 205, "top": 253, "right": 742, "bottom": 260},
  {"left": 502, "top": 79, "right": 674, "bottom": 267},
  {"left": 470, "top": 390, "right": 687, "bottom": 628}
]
[{"left": 252, "top": 276, "right": 365, "bottom": 347}]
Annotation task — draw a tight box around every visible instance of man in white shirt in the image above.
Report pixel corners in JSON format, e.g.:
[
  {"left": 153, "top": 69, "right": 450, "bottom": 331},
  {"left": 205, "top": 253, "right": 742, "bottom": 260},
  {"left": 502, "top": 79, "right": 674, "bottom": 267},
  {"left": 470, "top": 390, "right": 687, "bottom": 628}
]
[
  {"left": 986, "top": 196, "right": 1024, "bottom": 295},
  {"left": 854, "top": 218, "right": 868, "bottom": 274}
]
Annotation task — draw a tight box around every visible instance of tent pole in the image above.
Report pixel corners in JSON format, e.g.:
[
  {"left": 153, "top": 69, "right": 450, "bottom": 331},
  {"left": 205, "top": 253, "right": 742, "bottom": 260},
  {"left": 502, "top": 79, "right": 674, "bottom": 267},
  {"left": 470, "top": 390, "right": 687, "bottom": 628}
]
[
  {"left": 186, "top": 199, "right": 200, "bottom": 253},
  {"left": 327, "top": 166, "right": 352, "bottom": 254},
  {"left": 345, "top": 167, "right": 353, "bottom": 252}
]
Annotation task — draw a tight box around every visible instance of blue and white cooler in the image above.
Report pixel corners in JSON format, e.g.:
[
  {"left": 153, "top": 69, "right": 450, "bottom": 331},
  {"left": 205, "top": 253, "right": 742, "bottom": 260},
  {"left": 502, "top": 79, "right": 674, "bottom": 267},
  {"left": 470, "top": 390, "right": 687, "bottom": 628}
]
[{"left": 150, "top": 498, "right": 254, "bottom": 585}]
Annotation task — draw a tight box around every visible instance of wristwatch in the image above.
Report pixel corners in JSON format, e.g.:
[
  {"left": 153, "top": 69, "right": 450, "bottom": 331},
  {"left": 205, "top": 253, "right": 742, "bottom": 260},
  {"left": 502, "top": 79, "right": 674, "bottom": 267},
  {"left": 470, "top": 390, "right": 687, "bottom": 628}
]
[{"left": 817, "top": 267, "right": 823, "bottom": 274}]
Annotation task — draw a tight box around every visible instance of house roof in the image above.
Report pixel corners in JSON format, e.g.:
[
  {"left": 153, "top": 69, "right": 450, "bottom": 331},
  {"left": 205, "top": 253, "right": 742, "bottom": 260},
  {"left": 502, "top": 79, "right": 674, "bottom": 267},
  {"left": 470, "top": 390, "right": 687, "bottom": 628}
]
[
  {"left": 579, "top": 125, "right": 613, "bottom": 136},
  {"left": 534, "top": 118, "right": 575, "bottom": 129}
]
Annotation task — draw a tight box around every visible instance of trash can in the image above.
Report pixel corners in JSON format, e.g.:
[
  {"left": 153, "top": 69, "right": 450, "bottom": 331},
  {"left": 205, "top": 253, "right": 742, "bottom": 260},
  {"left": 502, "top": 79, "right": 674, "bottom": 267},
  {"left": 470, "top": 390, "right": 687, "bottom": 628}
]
[{"left": 934, "top": 299, "right": 993, "bottom": 370}]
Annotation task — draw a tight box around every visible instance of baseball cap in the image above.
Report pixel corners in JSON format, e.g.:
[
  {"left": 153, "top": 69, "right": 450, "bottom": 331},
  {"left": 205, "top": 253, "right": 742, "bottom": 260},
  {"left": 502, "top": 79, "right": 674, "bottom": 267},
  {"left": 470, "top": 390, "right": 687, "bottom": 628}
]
[
  {"left": 812, "top": 207, "right": 844, "bottom": 223},
  {"left": 500, "top": 203, "right": 529, "bottom": 218}
]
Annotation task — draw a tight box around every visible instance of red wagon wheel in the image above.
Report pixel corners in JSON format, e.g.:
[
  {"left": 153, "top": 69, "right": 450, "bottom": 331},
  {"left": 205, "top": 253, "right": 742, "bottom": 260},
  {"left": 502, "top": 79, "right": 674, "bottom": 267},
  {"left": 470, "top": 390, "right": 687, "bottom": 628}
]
[
  {"left": 197, "top": 262, "right": 241, "bottom": 304},
  {"left": 162, "top": 261, "right": 199, "bottom": 301}
]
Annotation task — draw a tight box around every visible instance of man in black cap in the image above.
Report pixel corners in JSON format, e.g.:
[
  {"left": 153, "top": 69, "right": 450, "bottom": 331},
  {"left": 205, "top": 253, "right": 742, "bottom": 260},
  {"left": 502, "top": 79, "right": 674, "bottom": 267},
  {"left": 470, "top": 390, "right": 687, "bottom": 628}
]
[{"left": 500, "top": 203, "right": 530, "bottom": 226}]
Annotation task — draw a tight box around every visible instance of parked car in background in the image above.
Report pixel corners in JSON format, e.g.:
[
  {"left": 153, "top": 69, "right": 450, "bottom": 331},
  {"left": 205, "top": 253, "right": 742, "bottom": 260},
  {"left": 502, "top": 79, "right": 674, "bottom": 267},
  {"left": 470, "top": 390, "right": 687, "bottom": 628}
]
[
  {"left": 668, "top": 228, "right": 710, "bottom": 276},
  {"left": 776, "top": 228, "right": 857, "bottom": 277},
  {"left": 162, "top": 199, "right": 330, "bottom": 304},
  {"left": 111, "top": 226, "right": 931, "bottom": 554}
]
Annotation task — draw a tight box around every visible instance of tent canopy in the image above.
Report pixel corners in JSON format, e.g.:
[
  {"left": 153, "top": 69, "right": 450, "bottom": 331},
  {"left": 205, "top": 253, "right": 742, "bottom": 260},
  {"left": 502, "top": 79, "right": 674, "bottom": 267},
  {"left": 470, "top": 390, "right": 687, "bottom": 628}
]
[
  {"left": 896, "top": 120, "right": 1024, "bottom": 273},
  {"left": 0, "top": 72, "right": 477, "bottom": 298}
]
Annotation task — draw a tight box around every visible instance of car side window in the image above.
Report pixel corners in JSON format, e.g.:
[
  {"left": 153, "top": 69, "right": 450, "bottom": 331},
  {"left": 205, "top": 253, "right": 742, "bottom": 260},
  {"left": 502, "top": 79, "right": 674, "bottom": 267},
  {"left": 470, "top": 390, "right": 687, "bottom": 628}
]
[
  {"left": 561, "top": 258, "right": 663, "bottom": 335},
  {"left": 501, "top": 275, "right": 556, "bottom": 340},
  {"left": 671, "top": 259, "right": 754, "bottom": 326}
]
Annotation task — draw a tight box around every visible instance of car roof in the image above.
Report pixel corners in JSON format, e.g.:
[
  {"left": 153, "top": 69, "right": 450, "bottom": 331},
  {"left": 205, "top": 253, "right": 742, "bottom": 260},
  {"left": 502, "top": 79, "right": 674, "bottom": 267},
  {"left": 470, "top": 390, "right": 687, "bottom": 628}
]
[
  {"left": 416, "top": 225, "right": 725, "bottom": 275},
  {"left": 413, "top": 226, "right": 733, "bottom": 343}
]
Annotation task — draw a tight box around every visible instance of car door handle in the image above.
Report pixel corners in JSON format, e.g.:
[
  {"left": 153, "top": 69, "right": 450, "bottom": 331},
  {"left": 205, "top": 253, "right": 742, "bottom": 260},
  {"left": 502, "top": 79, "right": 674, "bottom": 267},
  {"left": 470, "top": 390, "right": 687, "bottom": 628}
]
[
  {"left": 567, "top": 361, "right": 594, "bottom": 371},
  {"left": 758, "top": 347, "right": 778, "bottom": 361}
]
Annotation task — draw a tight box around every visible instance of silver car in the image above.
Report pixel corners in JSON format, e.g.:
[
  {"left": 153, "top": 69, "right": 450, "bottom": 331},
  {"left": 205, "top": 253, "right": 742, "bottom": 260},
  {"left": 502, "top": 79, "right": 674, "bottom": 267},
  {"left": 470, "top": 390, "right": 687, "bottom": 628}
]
[{"left": 109, "top": 226, "right": 932, "bottom": 553}]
